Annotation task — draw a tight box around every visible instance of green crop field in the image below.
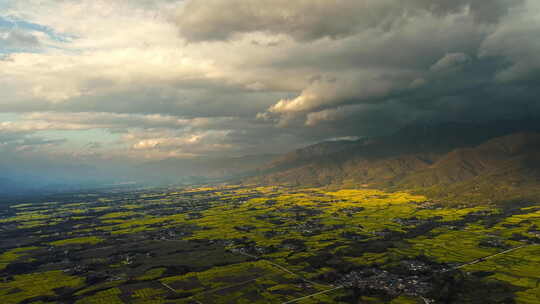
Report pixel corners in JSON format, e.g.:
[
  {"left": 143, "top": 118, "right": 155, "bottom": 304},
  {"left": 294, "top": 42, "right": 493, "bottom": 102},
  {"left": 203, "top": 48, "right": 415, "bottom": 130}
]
[{"left": 0, "top": 185, "right": 539, "bottom": 303}]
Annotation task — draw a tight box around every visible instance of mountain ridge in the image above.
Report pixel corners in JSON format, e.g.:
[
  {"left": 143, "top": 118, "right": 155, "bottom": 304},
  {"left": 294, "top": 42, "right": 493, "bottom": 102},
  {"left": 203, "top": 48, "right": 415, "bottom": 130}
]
[{"left": 247, "top": 120, "right": 540, "bottom": 205}]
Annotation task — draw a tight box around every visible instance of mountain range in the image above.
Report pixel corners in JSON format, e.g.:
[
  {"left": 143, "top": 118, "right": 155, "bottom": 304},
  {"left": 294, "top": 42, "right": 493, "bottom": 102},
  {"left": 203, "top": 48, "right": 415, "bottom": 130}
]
[{"left": 247, "top": 119, "right": 540, "bottom": 205}]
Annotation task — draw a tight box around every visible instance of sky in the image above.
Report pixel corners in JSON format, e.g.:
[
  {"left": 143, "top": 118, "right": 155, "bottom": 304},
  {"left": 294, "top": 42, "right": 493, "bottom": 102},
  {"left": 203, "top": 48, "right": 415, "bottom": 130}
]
[{"left": 1, "top": 0, "right": 540, "bottom": 185}]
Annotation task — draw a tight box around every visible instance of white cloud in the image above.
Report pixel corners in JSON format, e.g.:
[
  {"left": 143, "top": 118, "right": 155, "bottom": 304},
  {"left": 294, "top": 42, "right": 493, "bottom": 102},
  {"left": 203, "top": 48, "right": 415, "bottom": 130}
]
[
  {"left": 0, "top": 48, "right": 222, "bottom": 103},
  {"left": 268, "top": 73, "right": 404, "bottom": 115},
  {"left": 123, "top": 129, "right": 233, "bottom": 159},
  {"left": 0, "top": 112, "right": 204, "bottom": 132},
  {"left": 305, "top": 108, "right": 343, "bottom": 126},
  {"left": 430, "top": 53, "right": 471, "bottom": 71}
]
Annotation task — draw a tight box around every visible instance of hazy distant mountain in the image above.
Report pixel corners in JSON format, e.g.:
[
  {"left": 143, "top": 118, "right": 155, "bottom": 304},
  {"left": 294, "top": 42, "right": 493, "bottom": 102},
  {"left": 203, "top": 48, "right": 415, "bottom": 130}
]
[
  {"left": 248, "top": 119, "right": 540, "bottom": 205},
  {"left": 0, "top": 171, "right": 109, "bottom": 199},
  {"left": 139, "top": 154, "right": 278, "bottom": 183},
  {"left": 0, "top": 153, "right": 278, "bottom": 198}
]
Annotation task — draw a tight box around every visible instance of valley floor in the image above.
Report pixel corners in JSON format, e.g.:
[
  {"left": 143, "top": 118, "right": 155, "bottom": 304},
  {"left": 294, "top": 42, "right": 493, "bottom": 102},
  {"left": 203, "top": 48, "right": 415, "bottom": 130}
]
[{"left": 0, "top": 185, "right": 539, "bottom": 303}]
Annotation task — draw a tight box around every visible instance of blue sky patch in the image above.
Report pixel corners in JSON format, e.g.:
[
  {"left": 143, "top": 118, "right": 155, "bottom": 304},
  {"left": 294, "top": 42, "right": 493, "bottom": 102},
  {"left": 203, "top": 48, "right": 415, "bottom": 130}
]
[{"left": 0, "top": 15, "right": 75, "bottom": 54}]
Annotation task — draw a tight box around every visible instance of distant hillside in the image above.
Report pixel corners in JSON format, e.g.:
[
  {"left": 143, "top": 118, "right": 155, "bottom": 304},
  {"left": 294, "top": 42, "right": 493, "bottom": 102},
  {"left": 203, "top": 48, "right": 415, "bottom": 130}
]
[
  {"left": 402, "top": 133, "right": 540, "bottom": 204},
  {"left": 248, "top": 120, "right": 540, "bottom": 205},
  {"left": 263, "top": 140, "right": 363, "bottom": 172}
]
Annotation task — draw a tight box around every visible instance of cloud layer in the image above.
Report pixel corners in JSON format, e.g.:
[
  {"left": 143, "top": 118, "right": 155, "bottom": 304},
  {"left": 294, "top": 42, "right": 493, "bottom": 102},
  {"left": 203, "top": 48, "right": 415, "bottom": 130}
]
[
  {"left": 176, "top": 0, "right": 521, "bottom": 42},
  {"left": 1, "top": 0, "right": 539, "bottom": 178}
]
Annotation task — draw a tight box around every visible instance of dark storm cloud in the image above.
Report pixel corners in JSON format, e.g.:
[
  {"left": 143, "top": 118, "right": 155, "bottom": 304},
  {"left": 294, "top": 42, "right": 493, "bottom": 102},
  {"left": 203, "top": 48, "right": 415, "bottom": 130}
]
[
  {"left": 236, "top": 0, "right": 540, "bottom": 138},
  {"left": 176, "top": 0, "right": 522, "bottom": 42}
]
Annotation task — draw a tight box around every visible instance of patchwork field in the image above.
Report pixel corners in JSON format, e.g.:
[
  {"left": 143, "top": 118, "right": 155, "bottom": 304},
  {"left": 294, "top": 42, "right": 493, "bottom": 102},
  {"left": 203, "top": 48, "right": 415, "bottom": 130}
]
[{"left": 0, "top": 185, "right": 539, "bottom": 303}]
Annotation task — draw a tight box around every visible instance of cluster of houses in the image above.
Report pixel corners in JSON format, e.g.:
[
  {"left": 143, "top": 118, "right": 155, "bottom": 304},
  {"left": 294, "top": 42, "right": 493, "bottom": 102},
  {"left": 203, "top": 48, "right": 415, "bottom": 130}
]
[{"left": 338, "top": 267, "right": 434, "bottom": 299}]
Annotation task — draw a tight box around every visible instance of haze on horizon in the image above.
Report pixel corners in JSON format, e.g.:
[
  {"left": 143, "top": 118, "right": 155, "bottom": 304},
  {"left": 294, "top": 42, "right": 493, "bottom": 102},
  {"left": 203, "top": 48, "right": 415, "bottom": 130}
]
[{"left": 1, "top": 0, "right": 540, "bottom": 190}]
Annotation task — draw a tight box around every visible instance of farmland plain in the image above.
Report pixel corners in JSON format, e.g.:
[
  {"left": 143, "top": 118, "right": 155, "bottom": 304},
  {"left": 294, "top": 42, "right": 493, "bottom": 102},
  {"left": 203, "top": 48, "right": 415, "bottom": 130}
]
[{"left": 0, "top": 185, "right": 539, "bottom": 303}]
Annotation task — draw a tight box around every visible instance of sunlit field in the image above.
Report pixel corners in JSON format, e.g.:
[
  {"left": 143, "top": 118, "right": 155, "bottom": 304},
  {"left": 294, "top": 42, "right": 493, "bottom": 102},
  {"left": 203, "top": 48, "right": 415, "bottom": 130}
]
[{"left": 1, "top": 185, "right": 539, "bottom": 303}]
